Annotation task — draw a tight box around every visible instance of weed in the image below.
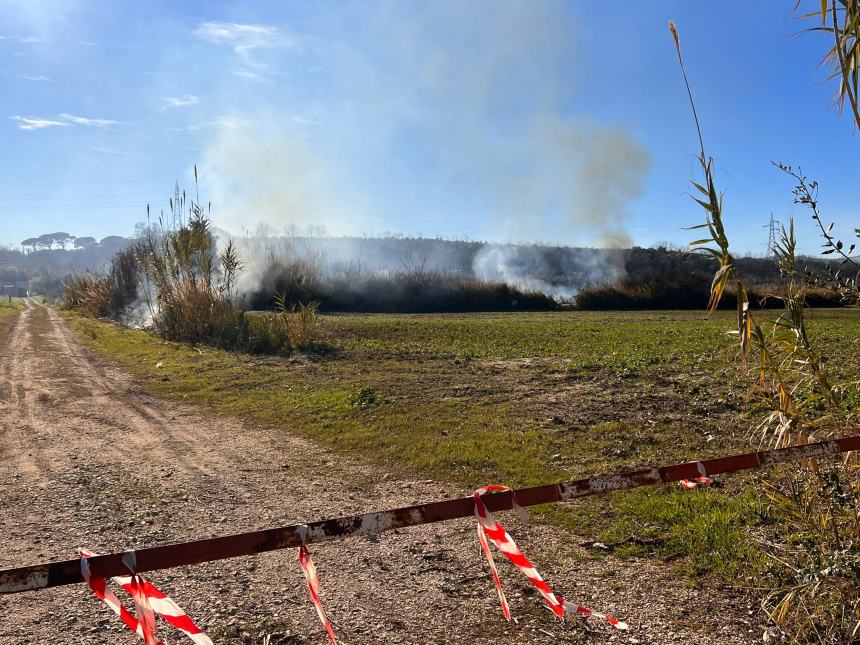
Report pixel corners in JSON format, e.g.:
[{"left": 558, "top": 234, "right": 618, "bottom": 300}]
[
  {"left": 62, "top": 247, "right": 139, "bottom": 318},
  {"left": 349, "top": 386, "right": 385, "bottom": 409}
]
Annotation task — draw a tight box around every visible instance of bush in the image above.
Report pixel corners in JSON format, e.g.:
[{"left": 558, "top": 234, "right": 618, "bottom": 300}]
[
  {"left": 236, "top": 301, "right": 322, "bottom": 354},
  {"left": 61, "top": 247, "right": 139, "bottom": 318},
  {"left": 63, "top": 187, "right": 324, "bottom": 357}
]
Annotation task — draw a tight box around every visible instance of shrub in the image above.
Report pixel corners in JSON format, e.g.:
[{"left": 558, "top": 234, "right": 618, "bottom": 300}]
[
  {"left": 236, "top": 300, "right": 322, "bottom": 354},
  {"left": 61, "top": 247, "right": 139, "bottom": 318},
  {"left": 670, "top": 19, "right": 860, "bottom": 641},
  {"left": 349, "top": 385, "right": 385, "bottom": 408}
]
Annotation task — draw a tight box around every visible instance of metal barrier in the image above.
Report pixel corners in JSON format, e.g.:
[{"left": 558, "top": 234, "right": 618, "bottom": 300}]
[{"left": 3, "top": 434, "right": 858, "bottom": 595}]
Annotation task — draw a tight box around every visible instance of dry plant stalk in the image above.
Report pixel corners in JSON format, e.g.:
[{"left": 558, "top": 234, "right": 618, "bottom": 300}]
[
  {"left": 670, "top": 20, "right": 860, "bottom": 642},
  {"left": 798, "top": 0, "right": 860, "bottom": 129}
]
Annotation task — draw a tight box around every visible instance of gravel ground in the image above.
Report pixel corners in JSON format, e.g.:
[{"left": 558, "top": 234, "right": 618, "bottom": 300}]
[{"left": 0, "top": 301, "right": 766, "bottom": 644}]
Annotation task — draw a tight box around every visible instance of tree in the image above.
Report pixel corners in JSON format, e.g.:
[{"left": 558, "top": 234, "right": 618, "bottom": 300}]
[
  {"left": 51, "top": 232, "right": 74, "bottom": 250},
  {"left": 20, "top": 238, "right": 38, "bottom": 254},
  {"left": 74, "top": 236, "right": 97, "bottom": 250},
  {"left": 99, "top": 236, "right": 128, "bottom": 252},
  {"left": 36, "top": 233, "right": 54, "bottom": 250}
]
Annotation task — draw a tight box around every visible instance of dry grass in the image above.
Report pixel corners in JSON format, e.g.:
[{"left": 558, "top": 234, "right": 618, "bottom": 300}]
[
  {"left": 62, "top": 177, "right": 322, "bottom": 355},
  {"left": 62, "top": 247, "right": 139, "bottom": 318}
]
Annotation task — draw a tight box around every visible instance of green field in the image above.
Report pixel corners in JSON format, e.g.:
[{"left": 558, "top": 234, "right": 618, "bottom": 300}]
[{"left": 67, "top": 308, "right": 860, "bottom": 577}]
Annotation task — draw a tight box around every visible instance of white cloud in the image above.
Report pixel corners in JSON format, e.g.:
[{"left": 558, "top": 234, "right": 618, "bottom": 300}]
[
  {"left": 57, "top": 113, "right": 118, "bottom": 127},
  {"left": 16, "top": 74, "right": 51, "bottom": 82},
  {"left": 11, "top": 113, "right": 118, "bottom": 130},
  {"left": 292, "top": 116, "right": 320, "bottom": 126},
  {"left": 0, "top": 35, "right": 44, "bottom": 43},
  {"left": 11, "top": 116, "right": 69, "bottom": 130},
  {"left": 161, "top": 94, "right": 200, "bottom": 108},
  {"left": 193, "top": 21, "right": 284, "bottom": 56},
  {"left": 210, "top": 116, "right": 249, "bottom": 129}
]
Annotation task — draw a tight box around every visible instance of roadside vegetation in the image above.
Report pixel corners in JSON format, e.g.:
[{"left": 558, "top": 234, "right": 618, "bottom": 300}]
[
  {"left": 0, "top": 297, "right": 23, "bottom": 322},
  {"left": 670, "top": 6, "right": 860, "bottom": 639},
  {"left": 0, "top": 298, "right": 24, "bottom": 351},
  {"left": 62, "top": 173, "right": 323, "bottom": 354}
]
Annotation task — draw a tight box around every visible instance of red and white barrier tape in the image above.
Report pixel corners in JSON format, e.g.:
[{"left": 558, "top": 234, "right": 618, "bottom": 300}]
[
  {"left": 562, "top": 600, "right": 628, "bottom": 631},
  {"left": 679, "top": 461, "right": 713, "bottom": 488},
  {"left": 78, "top": 548, "right": 212, "bottom": 645},
  {"left": 4, "top": 439, "right": 854, "bottom": 640},
  {"left": 473, "top": 485, "right": 564, "bottom": 618},
  {"left": 297, "top": 526, "right": 338, "bottom": 644},
  {"left": 9, "top": 437, "right": 858, "bottom": 598},
  {"left": 472, "top": 486, "right": 627, "bottom": 630}
]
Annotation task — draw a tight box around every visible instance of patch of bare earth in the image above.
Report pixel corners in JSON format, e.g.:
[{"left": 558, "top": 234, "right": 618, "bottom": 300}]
[{"left": 1, "top": 301, "right": 762, "bottom": 643}]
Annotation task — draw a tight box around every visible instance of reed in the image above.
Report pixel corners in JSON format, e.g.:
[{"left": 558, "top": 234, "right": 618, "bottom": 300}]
[{"left": 671, "top": 19, "right": 860, "bottom": 642}]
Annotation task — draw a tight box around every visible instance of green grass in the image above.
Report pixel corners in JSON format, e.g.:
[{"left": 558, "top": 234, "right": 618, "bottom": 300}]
[
  {"left": 0, "top": 297, "right": 24, "bottom": 314},
  {"left": 323, "top": 310, "right": 733, "bottom": 365},
  {"left": 601, "top": 486, "right": 767, "bottom": 577},
  {"left": 66, "top": 308, "right": 860, "bottom": 580},
  {"left": 0, "top": 298, "right": 24, "bottom": 343}
]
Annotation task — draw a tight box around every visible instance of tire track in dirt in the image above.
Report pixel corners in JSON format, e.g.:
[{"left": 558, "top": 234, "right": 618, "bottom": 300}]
[
  {"left": 1, "top": 301, "right": 51, "bottom": 476},
  {"left": 0, "top": 302, "right": 764, "bottom": 644}
]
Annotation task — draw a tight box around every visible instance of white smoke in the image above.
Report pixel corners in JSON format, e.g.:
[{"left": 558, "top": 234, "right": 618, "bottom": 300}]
[
  {"left": 472, "top": 244, "right": 627, "bottom": 301},
  {"left": 200, "top": 0, "right": 651, "bottom": 293}
]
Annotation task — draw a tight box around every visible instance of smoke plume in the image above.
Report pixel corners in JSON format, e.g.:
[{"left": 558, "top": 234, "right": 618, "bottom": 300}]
[{"left": 201, "top": 0, "right": 651, "bottom": 295}]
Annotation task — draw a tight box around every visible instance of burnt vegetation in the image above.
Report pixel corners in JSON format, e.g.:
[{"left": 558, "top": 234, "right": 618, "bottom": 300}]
[
  {"left": 42, "top": 228, "right": 847, "bottom": 319},
  {"left": 243, "top": 239, "right": 845, "bottom": 312}
]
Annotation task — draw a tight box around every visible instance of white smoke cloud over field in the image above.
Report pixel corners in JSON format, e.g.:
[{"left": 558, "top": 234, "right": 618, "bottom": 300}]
[
  {"left": 201, "top": 0, "right": 651, "bottom": 294},
  {"left": 472, "top": 244, "right": 627, "bottom": 301}
]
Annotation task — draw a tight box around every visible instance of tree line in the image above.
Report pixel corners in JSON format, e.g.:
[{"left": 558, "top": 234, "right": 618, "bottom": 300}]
[{"left": 19, "top": 233, "right": 128, "bottom": 253}]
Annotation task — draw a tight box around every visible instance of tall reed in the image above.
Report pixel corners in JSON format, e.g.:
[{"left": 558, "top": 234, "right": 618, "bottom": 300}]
[{"left": 670, "top": 20, "right": 860, "bottom": 642}]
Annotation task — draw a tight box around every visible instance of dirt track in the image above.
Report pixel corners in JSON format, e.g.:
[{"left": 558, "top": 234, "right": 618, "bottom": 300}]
[{"left": 0, "top": 300, "right": 766, "bottom": 644}]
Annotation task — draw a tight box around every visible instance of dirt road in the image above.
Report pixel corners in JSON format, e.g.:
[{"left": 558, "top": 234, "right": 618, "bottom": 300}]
[{"left": 0, "top": 300, "right": 764, "bottom": 643}]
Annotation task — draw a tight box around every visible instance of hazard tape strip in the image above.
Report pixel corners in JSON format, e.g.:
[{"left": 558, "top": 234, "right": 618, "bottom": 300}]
[
  {"left": 562, "top": 600, "right": 628, "bottom": 630},
  {"left": 78, "top": 548, "right": 212, "bottom": 645},
  {"left": 297, "top": 526, "right": 338, "bottom": 644},
  {"left": 473, "top": 485, "right": 626, "bottom": 629},
  {"left": 2, "top": 435, "right": 858, "bottom": 595},
  {"left": 679, "top": 461, "right": 713, "bottom": 488},
  {"left": 473, "top": 485, "right": 563, "bottom": 619}
]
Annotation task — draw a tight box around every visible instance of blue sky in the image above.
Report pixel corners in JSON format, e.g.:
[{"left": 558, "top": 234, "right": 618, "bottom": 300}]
[{"left": 1, "top": 0, "right": 856, "bottom": 255}]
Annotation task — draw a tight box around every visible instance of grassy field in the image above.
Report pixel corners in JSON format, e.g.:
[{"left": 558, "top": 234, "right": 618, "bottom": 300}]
[
  {"left": 67, "top": 308, "right": 860, "bottom": 578},
  {"left": 0, "top": 298, "right": 23, "bottom": 343}
]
